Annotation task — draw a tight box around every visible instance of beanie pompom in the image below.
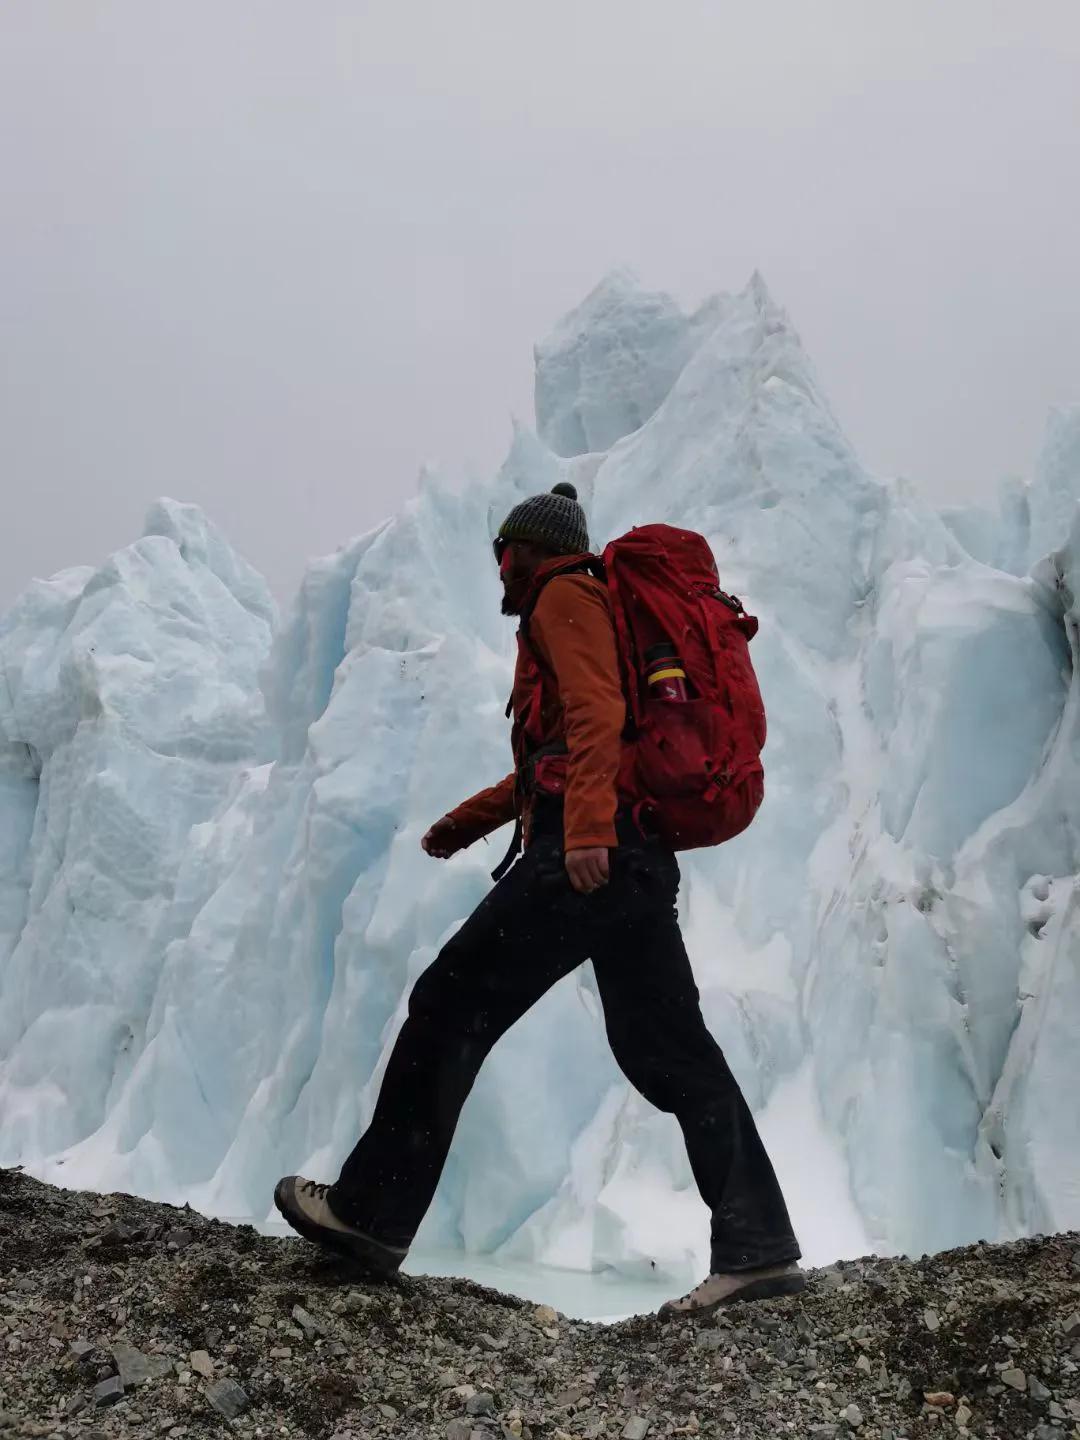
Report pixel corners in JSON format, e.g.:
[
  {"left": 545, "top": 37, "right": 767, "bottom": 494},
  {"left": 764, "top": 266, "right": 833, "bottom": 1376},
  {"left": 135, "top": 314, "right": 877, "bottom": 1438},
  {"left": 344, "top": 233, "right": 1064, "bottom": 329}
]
[{"left": 551, "top": 482, "right": 578, "bottom": 501}]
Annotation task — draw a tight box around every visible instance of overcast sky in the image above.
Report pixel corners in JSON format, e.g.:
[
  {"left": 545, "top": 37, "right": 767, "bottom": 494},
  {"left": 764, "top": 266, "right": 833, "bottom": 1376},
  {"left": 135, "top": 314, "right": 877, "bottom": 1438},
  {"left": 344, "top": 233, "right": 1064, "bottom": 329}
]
[{"left": 2, "top": 1, "right": 1079, "bottom": 611}]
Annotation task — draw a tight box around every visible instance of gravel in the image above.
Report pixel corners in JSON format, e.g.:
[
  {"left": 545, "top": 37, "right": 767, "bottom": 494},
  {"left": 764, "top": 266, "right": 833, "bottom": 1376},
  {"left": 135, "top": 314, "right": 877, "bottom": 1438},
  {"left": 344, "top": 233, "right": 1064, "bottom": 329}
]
[{"left": 2, "top": 1166, "right": 1080, "bottom": 1439}]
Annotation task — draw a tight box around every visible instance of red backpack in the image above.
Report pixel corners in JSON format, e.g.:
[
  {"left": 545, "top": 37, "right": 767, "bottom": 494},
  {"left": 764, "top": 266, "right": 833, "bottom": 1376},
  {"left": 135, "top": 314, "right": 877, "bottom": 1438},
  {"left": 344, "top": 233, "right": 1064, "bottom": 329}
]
[
  {"left": 601, "top": 523, "right": 766, "bottom": 850},
  {"left": 508, "top": 523, "right": 766, "bottom": 860}
]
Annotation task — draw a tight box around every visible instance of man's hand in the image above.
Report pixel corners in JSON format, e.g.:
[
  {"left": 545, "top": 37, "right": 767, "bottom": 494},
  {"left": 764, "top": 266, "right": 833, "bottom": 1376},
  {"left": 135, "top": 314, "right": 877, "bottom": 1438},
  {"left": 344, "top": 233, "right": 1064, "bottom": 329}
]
[
  {"left": 422, "top": 816, "right": 459, "bottom": 859},
  {"left": 566, "top": 846, "right": 610, "bottom": 894}
]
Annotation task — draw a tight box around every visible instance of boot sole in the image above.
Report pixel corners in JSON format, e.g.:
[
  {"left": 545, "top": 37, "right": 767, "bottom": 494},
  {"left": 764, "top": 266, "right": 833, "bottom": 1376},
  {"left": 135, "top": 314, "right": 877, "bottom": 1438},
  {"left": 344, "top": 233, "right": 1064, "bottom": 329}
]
[
  {"left": 660, "top": 1270, "right": 806, "bottom": 1319},
  {"left": 273, "top": 1180, "right": 406, "bottom": 1279}
]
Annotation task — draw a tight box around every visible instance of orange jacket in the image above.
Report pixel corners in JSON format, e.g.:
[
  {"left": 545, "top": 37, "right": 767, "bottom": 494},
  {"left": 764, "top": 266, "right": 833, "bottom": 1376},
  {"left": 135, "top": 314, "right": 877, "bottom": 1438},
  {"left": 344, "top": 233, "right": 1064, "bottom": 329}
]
[{"left": 447, "top": 560, "right": 626, "bottom": 852}]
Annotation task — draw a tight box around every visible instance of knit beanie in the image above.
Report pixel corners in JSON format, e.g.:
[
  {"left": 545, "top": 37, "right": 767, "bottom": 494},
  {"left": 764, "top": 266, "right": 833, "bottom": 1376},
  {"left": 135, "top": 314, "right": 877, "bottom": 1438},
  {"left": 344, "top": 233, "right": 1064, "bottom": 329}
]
[{"left": 497, "top": 482, "right": 590, "bottom": 555}]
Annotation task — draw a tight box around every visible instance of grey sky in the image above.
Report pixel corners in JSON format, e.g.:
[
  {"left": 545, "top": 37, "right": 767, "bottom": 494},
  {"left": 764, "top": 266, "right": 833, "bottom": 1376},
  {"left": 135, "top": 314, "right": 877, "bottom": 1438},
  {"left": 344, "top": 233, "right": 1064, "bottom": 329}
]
[{"left": 2, "top": 1, "right": 1079, "bottom": 612}]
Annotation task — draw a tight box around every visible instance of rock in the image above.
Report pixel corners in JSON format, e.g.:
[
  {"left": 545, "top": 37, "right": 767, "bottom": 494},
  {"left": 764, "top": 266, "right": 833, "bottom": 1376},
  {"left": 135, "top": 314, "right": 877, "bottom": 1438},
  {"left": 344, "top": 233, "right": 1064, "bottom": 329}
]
[
  {"left": 269, "top": 1346, "right": 292, "bottom": 1359},
  {"left": 553, "top": 1385, "right": 586, "bottom": 1407},
  {"left": 924, "top": 1309, "right": 940, "bottom": 1332},
  {"left": 204, "top": 1377, "right": 250, "bottom": 1421},
  {"left": 1028, "top": 1375, "right": 1052, "bottom": 1401},
  {"left": 622, "top": 1420, "right": 651, "bottom": 1440},
  {"left": 1000, "top": 1368, "right": 1026, "bottom": 1391},
  {"left": 1063, "top": 1312, "right": 1080, "bottom": 1338},
  {"left": 165, "top": 1228, "right": 194, "bottom": 1250},
  {"left": 93, "top": 1376, "right": 124, "bottom": 1408},
  {"left": 855, "top": 1355, "right": 872, "bottom": 1375},
  {"left": 64, "top": 1393, "right": 89, "bottom": 1416},
  {"left": 693, "top": 1330, "right": 724, "bottom": 1352},
  {"left": 842, "top": 1403, "right": 864, "bottom": 1428},
  {"left": 465, "top": 1392, "right": 495, "bottom": 1416},
  {"left": 345, "top": 1290, "right": 373, "bottom": 1312},
  {"left": 99, "top": 1219, "right": 139, "bottom": 1245},
  {"left": 446, "top": 1422, "right": 473, "bottom": 1440},
  {"left": 378, "top": 1403, "right": 399, "bottom": 1419},
  {"left": 480, "top": 1331, "right": 509, "bottom": 1350},
  {"left": 1049, "top": 1401, "right": 1067, "bottom": 1420},
  {"left": 69, "top": 1339, "right": 98, "bottom": 1362},
  {"left": 955, "top": 1404, "right": 972, "bottom": 1427},
  {"left": 924, "top": 1391, "right": 955, "bottom": 1407},
  {"left": 291, "top": 1303, "right": 327, "bottom": 1337},
  {"left": 533, "top": 1304, "right": 559, "bottom": 1326},
  {"left": 112, "top": 1341, "right": 173, "bottom": 1388},
  {"left": 189, "top": 1349, "right": 214, "bottom": 1379}
]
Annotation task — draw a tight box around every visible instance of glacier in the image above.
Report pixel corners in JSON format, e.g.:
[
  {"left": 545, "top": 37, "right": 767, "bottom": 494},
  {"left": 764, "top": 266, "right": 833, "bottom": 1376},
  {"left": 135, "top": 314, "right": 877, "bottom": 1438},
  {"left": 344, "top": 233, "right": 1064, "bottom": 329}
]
[{"left": 1, "top": 270, "right": 1079, "bottom": 1292}]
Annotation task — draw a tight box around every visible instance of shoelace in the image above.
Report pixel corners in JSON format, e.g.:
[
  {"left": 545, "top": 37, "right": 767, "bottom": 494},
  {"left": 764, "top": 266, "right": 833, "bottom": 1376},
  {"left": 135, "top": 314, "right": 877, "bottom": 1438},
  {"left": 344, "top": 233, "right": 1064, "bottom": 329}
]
[
  {"left": 300, "top": 1179, "right": 331, "bottom": 1200},
  {"left": 674, "top": 1275, "right": 719, "bottom": 1306}
]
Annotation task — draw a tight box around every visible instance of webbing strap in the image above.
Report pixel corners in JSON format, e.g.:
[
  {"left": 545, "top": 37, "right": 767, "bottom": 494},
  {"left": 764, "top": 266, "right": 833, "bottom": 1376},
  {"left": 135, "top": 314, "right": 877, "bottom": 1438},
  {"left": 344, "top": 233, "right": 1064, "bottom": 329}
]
[
  {"left": 604, "top": 554, "right": 642, "bottom": 732},
  {"left": 490, "top": 813, "right": 524, "bottom": 883}
]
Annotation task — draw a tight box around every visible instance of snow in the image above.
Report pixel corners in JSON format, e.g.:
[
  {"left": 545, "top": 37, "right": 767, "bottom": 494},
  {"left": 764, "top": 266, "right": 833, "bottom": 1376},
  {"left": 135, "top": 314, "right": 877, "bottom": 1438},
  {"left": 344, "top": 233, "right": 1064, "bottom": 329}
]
[{"left": 1, "top": 272, "right": 1078, "bottom": 1301}]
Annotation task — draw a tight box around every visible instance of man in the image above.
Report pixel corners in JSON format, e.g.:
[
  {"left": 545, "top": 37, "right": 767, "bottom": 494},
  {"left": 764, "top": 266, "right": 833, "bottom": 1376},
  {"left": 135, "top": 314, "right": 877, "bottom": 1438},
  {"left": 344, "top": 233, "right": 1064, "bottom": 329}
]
[{"left": 275, "top": 483, "right": 803, "bottom": 1316}]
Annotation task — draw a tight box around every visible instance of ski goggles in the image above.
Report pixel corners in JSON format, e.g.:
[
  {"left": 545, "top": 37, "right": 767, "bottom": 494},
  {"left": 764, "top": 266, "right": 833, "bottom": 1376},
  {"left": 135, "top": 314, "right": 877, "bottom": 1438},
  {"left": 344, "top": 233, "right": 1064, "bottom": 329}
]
[{"left": 493, "top": 536, "right": 515, "bottom": 576}]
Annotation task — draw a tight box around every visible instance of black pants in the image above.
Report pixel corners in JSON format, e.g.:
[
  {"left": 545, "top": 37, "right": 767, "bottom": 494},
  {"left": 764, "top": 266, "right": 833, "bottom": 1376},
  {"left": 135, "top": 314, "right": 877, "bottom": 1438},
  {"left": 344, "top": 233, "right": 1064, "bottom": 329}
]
[{"left": 329, "top": 801, "right": 800, "bottom": 1273}]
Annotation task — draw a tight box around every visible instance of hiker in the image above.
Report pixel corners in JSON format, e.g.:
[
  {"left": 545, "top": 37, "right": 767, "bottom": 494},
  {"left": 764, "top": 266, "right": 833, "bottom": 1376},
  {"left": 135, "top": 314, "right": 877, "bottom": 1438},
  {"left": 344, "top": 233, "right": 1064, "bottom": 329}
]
[{"left": 275, "top": 483, "right": 803, "bottom": 1316}]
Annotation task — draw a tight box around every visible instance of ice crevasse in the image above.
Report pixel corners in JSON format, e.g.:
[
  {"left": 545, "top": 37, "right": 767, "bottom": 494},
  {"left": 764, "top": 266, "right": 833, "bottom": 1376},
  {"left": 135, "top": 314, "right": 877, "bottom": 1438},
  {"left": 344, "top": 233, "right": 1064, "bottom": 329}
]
[{"left": 1, "top": 270, "right": 1079, "bottom": 1286}]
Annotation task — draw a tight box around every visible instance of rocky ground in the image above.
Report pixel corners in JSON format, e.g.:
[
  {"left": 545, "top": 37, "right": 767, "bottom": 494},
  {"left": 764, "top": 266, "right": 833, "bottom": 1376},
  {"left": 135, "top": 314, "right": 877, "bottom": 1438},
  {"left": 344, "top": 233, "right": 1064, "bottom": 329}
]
[{"left": 1, "top": 1168, "right": 1079, "bottom": 1439}]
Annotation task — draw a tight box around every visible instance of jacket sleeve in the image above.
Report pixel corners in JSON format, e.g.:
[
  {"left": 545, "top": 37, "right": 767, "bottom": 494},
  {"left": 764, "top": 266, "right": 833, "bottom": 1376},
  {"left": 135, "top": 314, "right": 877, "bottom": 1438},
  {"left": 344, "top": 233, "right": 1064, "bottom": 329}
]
[
  {"left": 530, "top": 574, "right": 625, "bottom": 851},
  {"left": 444, "top": 772, "right": 518, "bottom": 850}
]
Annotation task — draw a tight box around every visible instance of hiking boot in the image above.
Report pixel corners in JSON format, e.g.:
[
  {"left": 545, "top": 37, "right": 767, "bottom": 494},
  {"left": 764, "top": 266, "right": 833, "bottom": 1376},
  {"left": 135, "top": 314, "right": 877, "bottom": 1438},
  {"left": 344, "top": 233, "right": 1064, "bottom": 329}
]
[
  {"left": 659, "top": 1261, "right": 805, "bottom": 1318},
  {"left": 273, "top": 1175, "right": 408, "bottom": 1276}
]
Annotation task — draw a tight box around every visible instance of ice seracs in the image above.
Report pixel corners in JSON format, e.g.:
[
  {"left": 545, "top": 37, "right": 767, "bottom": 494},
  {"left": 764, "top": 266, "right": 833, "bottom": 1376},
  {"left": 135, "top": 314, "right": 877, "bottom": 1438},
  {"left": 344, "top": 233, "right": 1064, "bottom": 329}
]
[
  {"left": 0, "top": 274, "right": 1078, "bottom": 1285},
  {"left": 0, "top": 499, "right": 275, "bottom": 1167}
]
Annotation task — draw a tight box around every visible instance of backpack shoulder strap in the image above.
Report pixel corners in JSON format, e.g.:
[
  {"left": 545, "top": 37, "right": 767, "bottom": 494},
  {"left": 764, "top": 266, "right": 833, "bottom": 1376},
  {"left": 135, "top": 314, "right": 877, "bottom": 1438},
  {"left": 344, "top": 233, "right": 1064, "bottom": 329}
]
[
  {"left": 518, "top": 555, "right": 605, "bottom": 638},
  {"left": 503, "top": 556, "right": 605, "bottom": 716}
]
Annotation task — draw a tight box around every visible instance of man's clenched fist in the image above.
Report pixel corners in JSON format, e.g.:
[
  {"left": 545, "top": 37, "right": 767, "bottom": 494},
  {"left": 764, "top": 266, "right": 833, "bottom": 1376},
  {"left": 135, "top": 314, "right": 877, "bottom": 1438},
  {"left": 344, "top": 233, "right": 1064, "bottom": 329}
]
[
  {"left": 421, "top": 816, "right": 459, "bottom": 859},
  {"left": 565, "top": 846, "right": 610, "bottom": 895}
]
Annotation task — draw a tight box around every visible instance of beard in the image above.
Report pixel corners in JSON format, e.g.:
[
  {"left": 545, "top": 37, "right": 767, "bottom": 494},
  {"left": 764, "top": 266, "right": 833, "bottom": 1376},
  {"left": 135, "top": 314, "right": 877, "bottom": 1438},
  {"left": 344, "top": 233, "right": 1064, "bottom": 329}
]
[
  {"left": 500, "top": 577, "right": 529, "bottom": 616},
  {"left": 500, "top": 545, "right": 551, "bottom": 616}
]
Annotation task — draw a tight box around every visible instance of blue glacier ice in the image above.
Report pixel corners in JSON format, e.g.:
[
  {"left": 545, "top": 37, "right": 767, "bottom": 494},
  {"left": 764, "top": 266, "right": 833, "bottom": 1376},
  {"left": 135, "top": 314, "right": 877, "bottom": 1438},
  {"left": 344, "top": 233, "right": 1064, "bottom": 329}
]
[{"left": 1, "top": 275, "right": 1078, "bottom": 1290}]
